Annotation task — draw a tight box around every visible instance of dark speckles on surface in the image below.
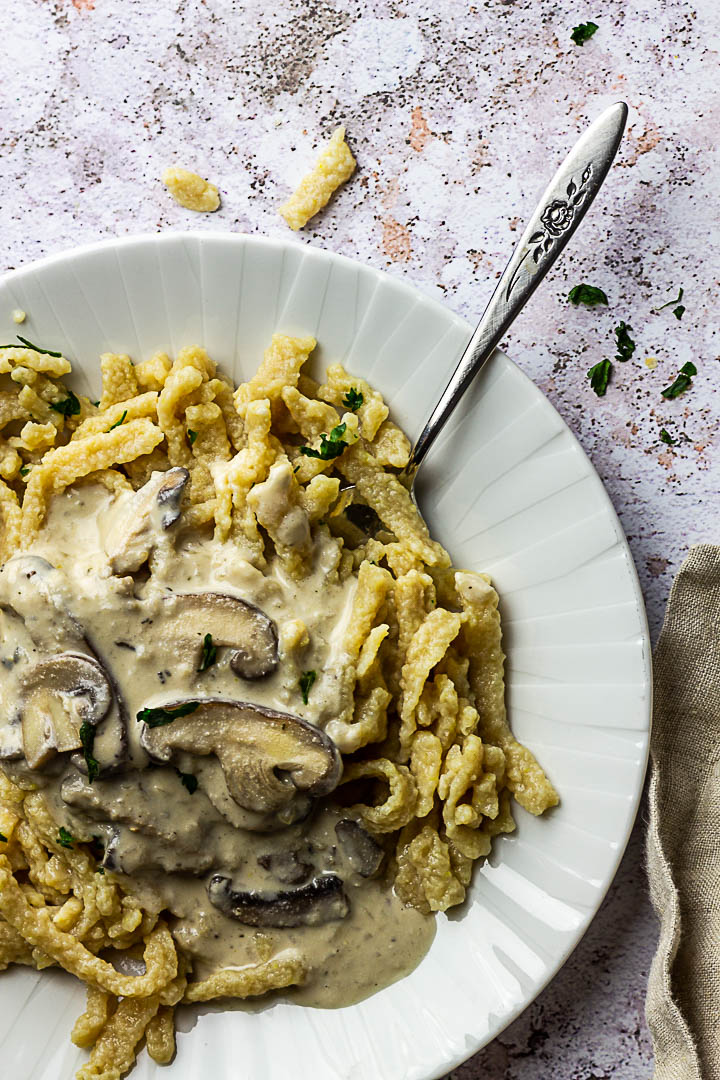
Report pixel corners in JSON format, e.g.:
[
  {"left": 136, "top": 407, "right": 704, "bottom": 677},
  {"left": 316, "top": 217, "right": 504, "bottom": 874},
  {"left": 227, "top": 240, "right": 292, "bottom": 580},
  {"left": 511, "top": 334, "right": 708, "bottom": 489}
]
[{"left": 1, "top": 0, "right": 717, "bottom": 1073}]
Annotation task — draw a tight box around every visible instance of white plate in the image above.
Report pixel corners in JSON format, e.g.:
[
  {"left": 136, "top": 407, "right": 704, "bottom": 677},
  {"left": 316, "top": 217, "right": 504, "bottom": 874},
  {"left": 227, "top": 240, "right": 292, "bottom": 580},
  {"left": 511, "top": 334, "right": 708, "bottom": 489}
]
[{"left": 0, "top": 233, "right": 651, "bottom": 1080}]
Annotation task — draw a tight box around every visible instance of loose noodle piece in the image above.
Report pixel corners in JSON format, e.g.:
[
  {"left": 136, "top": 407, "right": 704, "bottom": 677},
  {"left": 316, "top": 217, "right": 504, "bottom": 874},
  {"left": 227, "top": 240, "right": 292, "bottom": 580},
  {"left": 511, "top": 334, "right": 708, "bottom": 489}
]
[
  {"left": 0, "top": 337, "right": 558, "bottom": 1079},
  {"left": 278, "top": 126, "right": 356, "bottom": 231}
]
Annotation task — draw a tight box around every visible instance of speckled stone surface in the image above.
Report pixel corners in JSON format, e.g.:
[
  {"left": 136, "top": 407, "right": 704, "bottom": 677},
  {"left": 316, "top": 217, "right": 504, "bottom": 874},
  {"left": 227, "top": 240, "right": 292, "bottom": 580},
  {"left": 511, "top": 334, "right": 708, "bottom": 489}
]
[{"left": 2, "top": 0, "right": 718, "bottom": 1075}]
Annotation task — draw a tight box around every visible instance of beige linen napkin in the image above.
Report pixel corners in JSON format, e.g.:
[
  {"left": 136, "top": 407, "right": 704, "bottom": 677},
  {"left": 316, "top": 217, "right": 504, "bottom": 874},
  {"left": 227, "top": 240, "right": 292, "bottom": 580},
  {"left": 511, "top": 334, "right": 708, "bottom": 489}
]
[{"left": 646, "top": 544, "right": 720, "bottom": 1080}]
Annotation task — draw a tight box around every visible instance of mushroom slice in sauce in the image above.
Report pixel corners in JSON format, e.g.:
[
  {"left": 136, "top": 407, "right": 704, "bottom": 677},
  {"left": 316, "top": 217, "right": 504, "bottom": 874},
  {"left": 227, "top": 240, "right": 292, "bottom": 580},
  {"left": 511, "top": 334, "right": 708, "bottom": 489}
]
[
  {"left": 257, "top": 849, "right": 313, "bottom": 885},
  {"left": 19, "top": 653, "right": 112, "bottom": 770},
  {"left": 0, "top": 556, "right": 86, "bottom": 652},
  {"left": 139, "top": 699, "right": 342, "bottom": 813},
  {"left": 207, "top": 872, "right": 349, "bottom": 928},
  {"left": 335, "top": 819, "right": 384, "bottom": 878},
  {"left": 163, "top": 592, "right": 279, "bottom": 679},
  {"left": 106, "top": 467, "right": 189, "bottom": 575}
]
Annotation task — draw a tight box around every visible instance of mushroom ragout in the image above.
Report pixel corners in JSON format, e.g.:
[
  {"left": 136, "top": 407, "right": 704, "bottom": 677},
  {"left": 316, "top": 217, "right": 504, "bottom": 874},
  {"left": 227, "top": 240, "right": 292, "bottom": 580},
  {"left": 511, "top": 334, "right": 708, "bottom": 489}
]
[{"left": 0, "top": 337, "right": 558, "bottom": 1078}]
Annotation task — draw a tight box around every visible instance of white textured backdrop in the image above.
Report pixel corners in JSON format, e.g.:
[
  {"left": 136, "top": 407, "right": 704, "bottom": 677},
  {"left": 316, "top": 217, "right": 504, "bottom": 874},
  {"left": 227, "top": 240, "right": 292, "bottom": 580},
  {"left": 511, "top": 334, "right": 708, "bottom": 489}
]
[{"left": 1, "top": 0, "right": 718, "bottom": 1075}]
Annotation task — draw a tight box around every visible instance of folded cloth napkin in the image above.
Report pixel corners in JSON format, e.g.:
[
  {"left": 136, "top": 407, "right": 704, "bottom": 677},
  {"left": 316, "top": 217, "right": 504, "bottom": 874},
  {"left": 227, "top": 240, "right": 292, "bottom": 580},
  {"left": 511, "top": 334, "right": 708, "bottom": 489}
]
[{"left": 646, "top": 545, "right": 720, "bottom": 1080}]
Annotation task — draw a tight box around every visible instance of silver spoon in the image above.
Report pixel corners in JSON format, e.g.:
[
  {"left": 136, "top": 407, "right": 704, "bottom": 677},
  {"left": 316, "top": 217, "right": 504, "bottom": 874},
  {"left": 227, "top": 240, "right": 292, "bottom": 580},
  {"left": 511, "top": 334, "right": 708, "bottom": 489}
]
[{"left": 399, "top": 101, "right": 628, "bottom": 497}]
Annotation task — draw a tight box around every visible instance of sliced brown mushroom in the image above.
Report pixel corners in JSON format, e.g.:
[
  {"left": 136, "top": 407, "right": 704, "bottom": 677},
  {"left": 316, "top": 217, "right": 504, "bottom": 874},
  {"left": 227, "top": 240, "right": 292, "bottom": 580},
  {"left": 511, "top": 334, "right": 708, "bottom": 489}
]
[
  {"left": 106, "top": 467, "right": 189, "bottom": 575},
  {"left": 19, "top": 653, "right": 112, "bottom": 770},
  {"left": 162, "top": 592, "right": 278, "bottom": 679},
  {"left": 0, "top": 556, "right": 86, "bottom": 653},
  {"left": 139, "top": 698, "right": 342, "bottom": 814},
  {"left": 207, "top": 872, "right": 349, "bottom": 928},
  {"left": 335, "top": 819, "right": 384, "bottom": 878},
  {"left": 257, "top": 849, "right": 313, "bottom": 886}
]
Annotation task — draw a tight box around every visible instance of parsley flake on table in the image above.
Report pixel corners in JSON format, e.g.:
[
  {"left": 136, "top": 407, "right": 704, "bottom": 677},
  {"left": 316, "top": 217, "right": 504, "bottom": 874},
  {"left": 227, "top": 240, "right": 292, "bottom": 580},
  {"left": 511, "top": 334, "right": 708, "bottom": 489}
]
[
  {"left": 57, "top": 826, "right": 75, "bottom": 849},
  {"left": 614, "top": 321, "right": 636, "bottom": 362},
  {"left": 198, "top": 632, "right": 217, "bottom": 672},
  {"left": 106, "top": 409, "right": 127, "bottom": 432},
  {"left": 137, "top": 701, "right": 200, "bottom": 728},
  {"left": 568, "top": 283, "right": 608, "bottom": 306},
  {"left": 300, "top": 423, "right": 349, "bottom": 460},
  {"left": 176, "top": 769, "right": 199, "bottom": 794},
  {"left": 587, "top": 358, "right": 612, "bottom": 396},
  {"left": 49, "top": 389, "right": 81, "bottom": 417},
  {"left": 342, "top": 388, "right": 364, "bottom": 412},
  {"left": 661, "top": 361, "right": 697, "bottom": 399},
  {"left": 571, "top": 21, "right": 599, "bottom": 45},
  {"left": 299, "top": 670, "right": 317, "bottom": 705},
  {"left": 79, "top": 721, "right": 100, "bottom": 783},
  {"left": 654, "top": 287, "right": 685, "bottom": 321},
  {"left": 659, "top": 428, "right": 678, "bottom": 446}
]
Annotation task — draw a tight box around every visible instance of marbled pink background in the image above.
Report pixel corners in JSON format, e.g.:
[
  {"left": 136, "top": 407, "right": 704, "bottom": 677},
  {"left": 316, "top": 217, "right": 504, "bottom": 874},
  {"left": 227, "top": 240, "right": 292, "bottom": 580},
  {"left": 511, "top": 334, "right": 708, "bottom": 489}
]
[{"left": 2, "top": 0, "right": 718, "bottom": 1075}]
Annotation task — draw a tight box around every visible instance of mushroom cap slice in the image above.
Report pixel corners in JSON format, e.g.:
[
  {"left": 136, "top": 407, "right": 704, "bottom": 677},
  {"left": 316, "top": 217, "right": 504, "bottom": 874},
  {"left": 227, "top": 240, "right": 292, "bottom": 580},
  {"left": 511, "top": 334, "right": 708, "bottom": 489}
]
[
  {"left": 139, "top": 698, "right": 342, "bottom": 813},
  {"left": 163, "top": 592, "right": 278, "bottom": 679},
  {"left": 20, "top": 653, "right": 113, "bottom": 770},
  {"left": 335, "top": 819, "right": 384, "bottom": 878},
  {"left": 0, "top": 556, "right": 86, "bottom": 652},
  {"left": 207, "top": 873, "right": 349, "bottom": 928},
  {"left": 107, "top": 467, "right": 189, "bottom": 575}
]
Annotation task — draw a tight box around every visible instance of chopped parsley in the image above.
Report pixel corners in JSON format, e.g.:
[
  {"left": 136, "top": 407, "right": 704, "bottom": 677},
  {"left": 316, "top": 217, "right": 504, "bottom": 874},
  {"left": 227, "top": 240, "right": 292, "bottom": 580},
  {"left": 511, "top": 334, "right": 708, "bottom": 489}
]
[
  {"left": 571, "top": 21, "right": 599, "bottom": 45},
  {"left": 587, "top": 358, "right": 612, "bottom": 396},
  {"left": 187, "top": 428, "right": 197, "bottom": 445},
  {"left": 176, "top": 769, "right": 199, "bottom": 794},
  {"left": 106, "top": 410, "right": 127, "bottom": 432},
  {"left": 96, "top": 866, "right": 105, "bottom": 875},
  {"left": 79, "top": 721, "right": 100, "bottom": 783},
  {"left": 661, "top": 361, "right": 697, "bottom": 400},
  {"left": 300, "top": 423, "right": 349, "bottom": 461},
  {"left": 5, "top": 335, "right": 63, "bottom": 357},
  {"left": 137, "top": 701, "right": 200, "bottom": 728},
  {"left": 614, "top": 321, "right": 636, "bottom": 363},
  {"left": 299, "top": 670, "right": 317, "bottom": 706},
  {"left": 568, "top": 283, "right": 608, "bottom": 306},
  {"left": 342, "top": 388, "right": 364, "bottom": 412},
  {"left": 49, "top": 389, "right": 81, "bottom": 417},
  {"left": 654, "top": 287, "right": 685, "bottom": 321},
  {"left": 0, "top": 831, "right": 7, "bottom": 843},
  {"left": 659, "top": 428, "right": 678, "bottom": 446},
  {"left": 19, "top": 465, "right": 31, "bottom": 477},
  {"left": 198, "top": 633, "right": 217, "bottom": 672},
  {"left": 57, "top": 827, "right": 75, "bottom": 849}
]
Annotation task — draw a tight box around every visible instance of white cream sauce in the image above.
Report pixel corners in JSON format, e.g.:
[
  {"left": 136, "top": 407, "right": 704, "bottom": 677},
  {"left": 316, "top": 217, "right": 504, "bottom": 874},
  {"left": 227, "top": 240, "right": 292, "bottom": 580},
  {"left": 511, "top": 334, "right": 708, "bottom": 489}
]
[{"left": 0, "top": 483, "right": 433, "bottom": 1006}]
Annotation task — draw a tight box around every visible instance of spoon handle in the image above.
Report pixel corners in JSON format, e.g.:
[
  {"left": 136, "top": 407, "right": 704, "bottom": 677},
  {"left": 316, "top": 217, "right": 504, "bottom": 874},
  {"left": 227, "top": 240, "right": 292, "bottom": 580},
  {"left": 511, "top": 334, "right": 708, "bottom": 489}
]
[{"left": 407, "top": 101, "right": 628, "bottom": 478}]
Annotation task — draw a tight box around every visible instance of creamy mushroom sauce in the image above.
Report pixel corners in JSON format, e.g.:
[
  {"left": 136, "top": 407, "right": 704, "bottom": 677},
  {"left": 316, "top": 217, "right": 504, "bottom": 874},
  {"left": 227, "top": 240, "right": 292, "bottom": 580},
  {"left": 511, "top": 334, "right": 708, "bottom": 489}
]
[{"left": 0, "top": 483, "right": 434, "bottom": 1006}]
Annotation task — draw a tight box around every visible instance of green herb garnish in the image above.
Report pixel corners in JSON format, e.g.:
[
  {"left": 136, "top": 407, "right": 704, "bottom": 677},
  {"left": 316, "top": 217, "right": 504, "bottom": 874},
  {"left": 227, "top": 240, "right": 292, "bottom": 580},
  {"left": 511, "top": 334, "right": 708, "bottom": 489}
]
[
  {"left": 107, "top": 410, "right": 127, "bottom": 432},
  {"left": 187, "top": 428, "right": 197, "bottom": 445},
  {"left": 79, "top": 721, "right": 100, "bottom": 783},
  {"left": 300, "top": 423, "right": 349, "bottom": 461},
  {"left": 299, "top": 670, "right": 317, "bottom": 705},
  {"left": 176, "top": 769, "right": 199, "bottom": 794},
  {"left": 137, "top": 701, "right": 200, "bottom": 728},
  {"left": 661, "top": 361, "right": 697, "bottom": 400},
  {"left": 0, "top": 831, "right": 7, "bottom": 843},
  {"left": 342, "top": 388, "right": 364, "bottom": 412},
  {"left": 614, "top": 321, "right": 636, "bottom": 363},
  {"left": 19, "top": 465, "right": 31, "bottom": 477},
  {"left": 568, "top": 283, "right": 608, "bottom": 306},
  {"left": 654, "top": 287, "right": 685, "bottom": 320},
  {"left": 659, "top": 428, "right": 677, "bottom": 446},
  {"left": 198, "top": 633, "right": 217, "bottom": 672},
  {"left": 49, "top": 389, "right": 81, "bottom": 417},
  {"left": 571, "top": 21, "right": 599, "bottom": 45},
  {"left": 587, "top": 358, "right": 612, "bottom": 396},
  {"left": 58, "top": 827, "right": 75, "bottom": 849},
  {"left": 1, "top": 335, "right": 63, "bottom": 357},
  {"left": 96, "top": 866, "right": 105, "bottom": 874}
]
